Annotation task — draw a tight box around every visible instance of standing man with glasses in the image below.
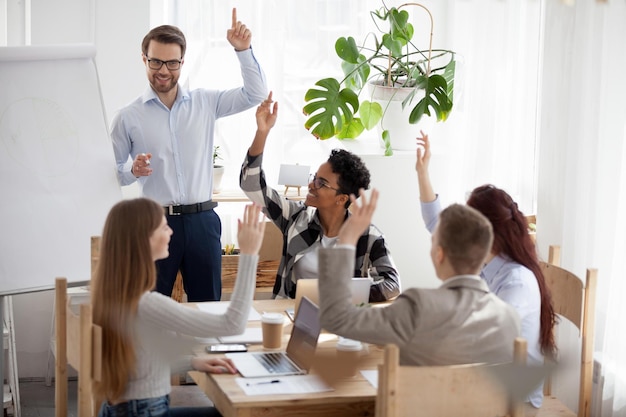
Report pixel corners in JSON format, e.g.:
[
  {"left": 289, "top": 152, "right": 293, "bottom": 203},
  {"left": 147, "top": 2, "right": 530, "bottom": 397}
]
[
  {"left": 111, "top": 9, "right": 267, "bottom": 302},
  {"left": 240, "top": 93, "right": 401, "bottom": 301}
]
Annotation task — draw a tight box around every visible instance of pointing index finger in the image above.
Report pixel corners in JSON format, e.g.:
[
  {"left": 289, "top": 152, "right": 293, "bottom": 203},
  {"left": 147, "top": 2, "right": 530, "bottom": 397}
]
[{"left": 231, "top": 8, "right": 237, "bottom": 28}]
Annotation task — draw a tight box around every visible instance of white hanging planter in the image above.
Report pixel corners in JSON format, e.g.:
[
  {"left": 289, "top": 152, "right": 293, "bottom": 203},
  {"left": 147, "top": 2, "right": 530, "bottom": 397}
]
[{"left": 369, "top": 82, "right": 435, "bottom": 151}]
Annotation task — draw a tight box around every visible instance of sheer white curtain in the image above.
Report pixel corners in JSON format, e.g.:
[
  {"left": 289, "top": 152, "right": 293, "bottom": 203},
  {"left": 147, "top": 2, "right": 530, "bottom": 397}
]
[{"left": 536, "top": 0, "right": 626, "bottom": 415}]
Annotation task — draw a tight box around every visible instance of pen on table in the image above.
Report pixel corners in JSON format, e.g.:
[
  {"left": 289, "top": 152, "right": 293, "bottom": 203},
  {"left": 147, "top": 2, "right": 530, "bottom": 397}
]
[{"left": 246, "top": 379, "right": 281, "bottom": 386}]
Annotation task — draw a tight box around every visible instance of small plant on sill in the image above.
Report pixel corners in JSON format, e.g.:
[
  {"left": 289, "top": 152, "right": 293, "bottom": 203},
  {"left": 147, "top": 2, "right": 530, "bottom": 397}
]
[
  {"left": 222, "top": 243, "right": 239, "bottom": 255},
  {"left": 213, "top": 145, "right": 223, "bottom": 167}
]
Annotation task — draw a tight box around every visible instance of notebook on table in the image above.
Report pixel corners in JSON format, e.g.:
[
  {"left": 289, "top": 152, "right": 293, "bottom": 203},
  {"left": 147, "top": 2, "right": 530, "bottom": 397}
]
[
  {"left": 226, "top": 296, "right": 321, "bottom": 378},
  {"left": 292, "top": 277, "right": 373, "bottom": 317}
]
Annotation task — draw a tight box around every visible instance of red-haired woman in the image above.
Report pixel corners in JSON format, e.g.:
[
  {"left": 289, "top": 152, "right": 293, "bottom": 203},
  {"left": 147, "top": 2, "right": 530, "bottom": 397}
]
[{"left": 416, "top": 132, "right": 556, "bottom": 414}]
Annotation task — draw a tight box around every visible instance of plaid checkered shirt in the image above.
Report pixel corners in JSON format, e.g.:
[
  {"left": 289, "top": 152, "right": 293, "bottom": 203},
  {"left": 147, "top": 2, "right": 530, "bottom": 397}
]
[{"left": 240, "top": 152, "right": 401, "bottom": 302}]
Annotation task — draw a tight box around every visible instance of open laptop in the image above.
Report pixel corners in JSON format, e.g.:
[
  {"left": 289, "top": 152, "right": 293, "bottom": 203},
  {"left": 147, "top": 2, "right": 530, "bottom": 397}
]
[
  {"left": 293, "top": 277, "right": 373, "bottom": 317},
  {"left": 226, "top": 296, "right": 321, "bottom": 378}
]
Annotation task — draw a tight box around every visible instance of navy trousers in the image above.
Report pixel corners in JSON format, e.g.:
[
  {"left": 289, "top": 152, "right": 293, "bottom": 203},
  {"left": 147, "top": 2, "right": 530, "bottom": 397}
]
[{"left": 156, "top": 209, "right": 222, "bottom": 302}]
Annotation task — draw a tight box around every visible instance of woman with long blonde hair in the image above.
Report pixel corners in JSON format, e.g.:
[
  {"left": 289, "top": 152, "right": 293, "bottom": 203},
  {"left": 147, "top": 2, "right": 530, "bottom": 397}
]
[{"left": 92, "top": 198, "right": 265, "bottom": 417}]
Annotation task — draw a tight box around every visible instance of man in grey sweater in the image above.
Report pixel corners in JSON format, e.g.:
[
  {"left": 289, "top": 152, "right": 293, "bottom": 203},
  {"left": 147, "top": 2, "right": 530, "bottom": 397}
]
[{"left": 318, "top": 190, "right": 520, "bottom": 366}]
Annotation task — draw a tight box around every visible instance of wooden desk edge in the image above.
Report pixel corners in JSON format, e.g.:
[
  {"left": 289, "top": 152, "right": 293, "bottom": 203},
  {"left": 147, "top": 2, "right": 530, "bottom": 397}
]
[{"left": 187, "top": 299, "right": 380, "bottom": 417}]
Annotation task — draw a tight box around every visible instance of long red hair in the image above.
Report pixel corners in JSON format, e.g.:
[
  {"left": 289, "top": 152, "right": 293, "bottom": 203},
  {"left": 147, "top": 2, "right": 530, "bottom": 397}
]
[{"left": 467, "top": 185, "right": 557, "bottom": 359}]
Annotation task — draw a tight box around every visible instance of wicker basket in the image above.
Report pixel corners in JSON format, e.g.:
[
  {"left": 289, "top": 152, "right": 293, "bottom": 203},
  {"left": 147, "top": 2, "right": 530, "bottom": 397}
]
[
  {"left": 221, "top": 255, "right": 277, "bottom": 292},
  {"left": 170, "top": 256, "right": 278, "bottom": 301}
]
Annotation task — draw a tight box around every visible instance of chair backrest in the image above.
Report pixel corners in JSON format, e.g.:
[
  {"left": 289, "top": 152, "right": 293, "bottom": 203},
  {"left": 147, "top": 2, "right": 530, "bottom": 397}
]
[
  {"left": 376, "top": 338, "right": 528, "bottom": 417},
  {"left": 55, "top": 277, "right": 102, "bottom": 417},
  {"left": 90, "top": 236, "right": 100, "bottom": 279},
  {"left": 539, "top": 245, "right": 597, "bottom": 417}
]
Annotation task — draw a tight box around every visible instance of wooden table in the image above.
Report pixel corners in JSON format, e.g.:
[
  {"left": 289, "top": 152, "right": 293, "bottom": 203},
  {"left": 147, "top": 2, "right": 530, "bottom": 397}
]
[{"left": 188, "top": 299, "right": 382, "bottom": 417}]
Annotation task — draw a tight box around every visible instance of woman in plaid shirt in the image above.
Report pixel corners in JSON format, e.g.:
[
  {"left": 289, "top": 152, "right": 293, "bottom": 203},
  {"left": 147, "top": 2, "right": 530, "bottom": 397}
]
[{"left": 240, "top": 93, "right": 401, "bottom": 301}]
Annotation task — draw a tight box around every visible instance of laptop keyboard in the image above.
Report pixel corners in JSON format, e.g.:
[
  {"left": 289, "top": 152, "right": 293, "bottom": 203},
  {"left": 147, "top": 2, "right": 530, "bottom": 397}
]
[{"left": 253, "top": 352, "right": 300, "bottom": 374}]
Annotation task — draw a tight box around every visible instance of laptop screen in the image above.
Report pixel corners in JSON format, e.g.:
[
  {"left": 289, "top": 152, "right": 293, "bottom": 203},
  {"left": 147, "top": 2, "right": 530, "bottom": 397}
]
[
  {"left": 286, "top": 296, "right": 321, "bottom": 371},
  {"left": 294, "top": 278, "right": 373, "bottom": 315}
]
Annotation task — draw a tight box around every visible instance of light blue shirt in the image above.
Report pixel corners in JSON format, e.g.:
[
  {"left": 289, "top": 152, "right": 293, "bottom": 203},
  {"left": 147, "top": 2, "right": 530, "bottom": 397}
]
[
  {"left": 111, "top": 48, "right": 267, "bottom": 205},
  {"left": 421, "top": 196, "right": 544, "bottom": 408}
]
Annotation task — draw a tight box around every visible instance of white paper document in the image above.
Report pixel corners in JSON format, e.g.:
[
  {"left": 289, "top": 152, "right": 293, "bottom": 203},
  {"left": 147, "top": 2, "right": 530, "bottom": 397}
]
[
  {"left": 236, "top": 375, "right": 333, "bottom": 396},
  {"left": 196, "top": 301, "right": 262, "bottom": 321},
  {"left": 217, "top": 327, "right": 263, "bottom": 344},
  {"left": 361, "top": 369, "right": 378, "bottom": 388}
]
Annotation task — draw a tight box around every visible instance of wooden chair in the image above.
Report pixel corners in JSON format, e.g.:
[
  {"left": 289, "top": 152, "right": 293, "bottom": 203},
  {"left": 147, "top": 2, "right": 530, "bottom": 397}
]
[
  {"left": 55, "top": 277, "right": 102, "bottom": 417},
  {"left": 537, "top": 245, "right": 597, "bottom": 417},
  {"left": 376, "top": 338, "right": 528, "bottom": 417}
]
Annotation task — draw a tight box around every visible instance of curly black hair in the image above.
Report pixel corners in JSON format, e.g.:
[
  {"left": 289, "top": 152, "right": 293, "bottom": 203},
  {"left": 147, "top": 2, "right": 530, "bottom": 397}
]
[{"left": 327, "top": 149, "right": 370, "bottom": 208}]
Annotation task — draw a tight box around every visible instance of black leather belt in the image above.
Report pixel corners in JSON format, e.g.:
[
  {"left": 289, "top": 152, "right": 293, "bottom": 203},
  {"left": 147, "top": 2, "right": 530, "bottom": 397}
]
[{"left": 164, "top": 200, "right": 217, "bottom": 216}]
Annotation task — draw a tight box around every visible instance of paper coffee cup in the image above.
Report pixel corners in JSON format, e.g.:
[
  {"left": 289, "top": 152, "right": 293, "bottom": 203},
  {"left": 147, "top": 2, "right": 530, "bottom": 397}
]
[
  {"left": 336, "top": 338, "right": 363, "bottom": 376},
  {"left": 261, "top": 312, "right": 284, "bottom": 349}
]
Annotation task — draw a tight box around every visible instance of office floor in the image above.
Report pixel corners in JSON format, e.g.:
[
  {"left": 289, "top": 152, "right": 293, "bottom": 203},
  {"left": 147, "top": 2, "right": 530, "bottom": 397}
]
[
  {"left": 17, "top": 379, "right": 213, "bottom": 417},
  {"left": 19, "top": 379, "right": 76, "bottom": 417}
]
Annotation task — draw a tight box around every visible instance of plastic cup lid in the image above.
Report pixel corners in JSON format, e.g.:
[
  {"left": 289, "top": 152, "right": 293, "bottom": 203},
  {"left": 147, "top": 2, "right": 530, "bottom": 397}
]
[
  {"left": 336, "top": 337, "right": 363, "bottom": 351},
  {"left": 261, "top": 312, "right": 284, "bottom": 324}
]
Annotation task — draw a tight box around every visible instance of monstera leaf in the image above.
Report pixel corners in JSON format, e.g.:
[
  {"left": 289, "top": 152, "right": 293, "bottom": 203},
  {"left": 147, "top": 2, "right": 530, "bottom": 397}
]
[
  {"left": 303, "top": 78, "right": 359, "bottom": 140},
  {"left": 408, "top": 74, "right": 453, "bottom": 124}
]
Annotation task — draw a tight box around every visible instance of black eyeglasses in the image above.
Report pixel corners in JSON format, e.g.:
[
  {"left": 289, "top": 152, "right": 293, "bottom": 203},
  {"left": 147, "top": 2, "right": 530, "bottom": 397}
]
[
  {"left": 146, "top": 57, "right": 182, "bottom": 71},
  {"left": 309, "top": 174, "right": 342, "bottom": 192}
]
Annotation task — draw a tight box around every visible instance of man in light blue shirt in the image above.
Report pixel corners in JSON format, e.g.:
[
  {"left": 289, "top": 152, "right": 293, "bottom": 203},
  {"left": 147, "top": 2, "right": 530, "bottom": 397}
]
[{"left": 111, "top": 9, "right": 267, "bottom": 301}]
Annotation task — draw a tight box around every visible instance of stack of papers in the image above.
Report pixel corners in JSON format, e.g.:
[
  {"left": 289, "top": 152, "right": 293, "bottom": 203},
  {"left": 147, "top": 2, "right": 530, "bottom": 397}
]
[
  {"left": 217, "top": 327, "right": 263, "bottom": 344},
  {"left": 236, "top": 375, "right": 333, "bottom": 395},
  {"left": 196, "top": 301, "right": 262, "bottom": 321},
  {"left": 195, "top": 302, "right": 263, "bottom": 344},
  {"left": 361, "top": 370, "right": 378, "bottom": 388}
]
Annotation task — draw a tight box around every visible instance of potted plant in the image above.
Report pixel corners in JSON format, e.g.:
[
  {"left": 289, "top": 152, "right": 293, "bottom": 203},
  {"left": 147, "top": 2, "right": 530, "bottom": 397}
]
[
  {"left": 213, "top": 145, "right": 225, "bottom": 194},
  {"left": 302, "top": 2, "right": 456, "bottom": 155}
]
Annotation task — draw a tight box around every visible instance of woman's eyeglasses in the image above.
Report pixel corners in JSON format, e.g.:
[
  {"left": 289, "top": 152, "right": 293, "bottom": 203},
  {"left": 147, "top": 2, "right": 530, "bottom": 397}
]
[{"left": 309, "top": 174, "right": 341, "bottom": 192}]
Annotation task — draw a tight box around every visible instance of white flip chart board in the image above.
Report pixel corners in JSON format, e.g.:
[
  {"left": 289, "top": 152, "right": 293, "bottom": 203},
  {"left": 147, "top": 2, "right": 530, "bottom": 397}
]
[
  {"left": 277, "top": 164, "right": 311, "bottom": 186},
  {"left": 0, "top": 44, "right": 122, "bottom": 295}
]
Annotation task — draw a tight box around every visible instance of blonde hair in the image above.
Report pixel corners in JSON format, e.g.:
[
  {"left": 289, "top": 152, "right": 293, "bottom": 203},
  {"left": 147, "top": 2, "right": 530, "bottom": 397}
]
[
  {"left": 438, "top": 204, "right": 493, "bottom": 274},
  {"left": 91, "top": 198, "right": 164, "bottom": 401}
]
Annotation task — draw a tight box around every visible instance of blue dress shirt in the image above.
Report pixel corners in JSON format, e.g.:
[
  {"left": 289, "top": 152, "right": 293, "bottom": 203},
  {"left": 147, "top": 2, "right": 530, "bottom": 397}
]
[{"left": 111, "top": 48, "right": 267, "bottom": 205}]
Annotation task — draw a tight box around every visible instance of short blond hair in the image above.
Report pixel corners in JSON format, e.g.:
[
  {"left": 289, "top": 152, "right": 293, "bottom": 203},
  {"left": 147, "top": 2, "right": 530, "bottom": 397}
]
[{"left": 437, "top": 204, "right": 493, "bottom": 274}]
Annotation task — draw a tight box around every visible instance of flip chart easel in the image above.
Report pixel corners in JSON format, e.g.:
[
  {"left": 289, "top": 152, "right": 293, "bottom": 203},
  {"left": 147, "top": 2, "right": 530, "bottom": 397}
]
[
  {"left": 277, "top": 164, "right": 310, "bottom": 197},
  {"left": 0, "top": 44, "right": 122, "bottom": 410}
]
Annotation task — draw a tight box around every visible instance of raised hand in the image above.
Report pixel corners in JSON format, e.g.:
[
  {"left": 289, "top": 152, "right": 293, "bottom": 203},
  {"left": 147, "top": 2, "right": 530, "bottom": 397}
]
[
  {"left": 237, "top": 204, "right": 266, "bottom": 255},
  {"left": 337, "top": 189, "right": 379, "bottom": 246},
  {"left": 415, "top": 130, "right": 436, "bottom": 202},
  {"left": 415, "top": 130, "right": 431, "bottom": 175},
  {"left": 226, "top": 8, "right": 252, "bottom": 51},
  {"left": 256, "top": 92, "right": 278, "bottom": 133}
]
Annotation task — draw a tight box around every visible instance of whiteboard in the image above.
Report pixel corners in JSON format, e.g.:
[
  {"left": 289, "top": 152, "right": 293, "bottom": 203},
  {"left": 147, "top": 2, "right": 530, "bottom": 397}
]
[{"left": 0, "top": 44, "right": 122, "bottom": 295}]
